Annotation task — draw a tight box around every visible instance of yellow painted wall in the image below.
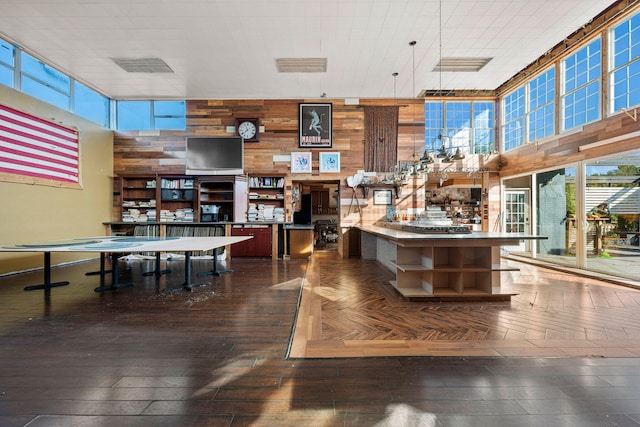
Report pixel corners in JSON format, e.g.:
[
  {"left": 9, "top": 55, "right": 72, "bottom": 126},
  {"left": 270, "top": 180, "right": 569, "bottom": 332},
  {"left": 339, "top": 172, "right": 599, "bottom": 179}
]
[{"left": 0, "top": 86, "right": 113, "bottom": 275}]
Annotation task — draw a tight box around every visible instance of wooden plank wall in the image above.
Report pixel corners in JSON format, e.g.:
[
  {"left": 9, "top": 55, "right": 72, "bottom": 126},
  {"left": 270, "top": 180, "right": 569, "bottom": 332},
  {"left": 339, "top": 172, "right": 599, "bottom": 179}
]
[
  {"left": 112, "top": 98, "right": 425, "bottom": 229},
  {"left": 498, "top": 109, "right": 640, "bottom": 177}
]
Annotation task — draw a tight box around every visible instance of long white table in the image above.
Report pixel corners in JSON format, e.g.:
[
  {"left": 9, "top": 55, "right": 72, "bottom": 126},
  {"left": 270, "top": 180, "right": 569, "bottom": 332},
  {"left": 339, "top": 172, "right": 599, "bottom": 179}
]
[{"left": 0, "top": 236, "right": 252, "bottom": 294}]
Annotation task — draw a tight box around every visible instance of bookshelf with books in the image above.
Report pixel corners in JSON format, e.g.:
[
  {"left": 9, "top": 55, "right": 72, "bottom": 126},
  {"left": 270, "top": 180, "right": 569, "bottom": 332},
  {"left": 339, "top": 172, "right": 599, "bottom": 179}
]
[
  {"left": 159, "top": 176, "right": 195, "bottom": 222},
  {"left": 120, "top": 175, "right": 158, "bottom": 222},
  {"left": 247, "top": 175, "right": 285, "bottom": 223}
]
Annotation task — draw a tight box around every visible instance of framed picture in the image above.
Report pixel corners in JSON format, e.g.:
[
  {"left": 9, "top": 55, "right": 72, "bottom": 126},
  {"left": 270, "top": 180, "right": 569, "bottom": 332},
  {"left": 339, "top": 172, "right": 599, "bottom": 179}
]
[
  {"left": 291, "top": 152, "right": 312, "bottom": 173},
  {"left": 299, "top": 103, "right": 332, "bottom": 147},
  {"left": 373, "top": 189, "right": 393, "bottom": 205},
  {"left": 319, "top": 152, "right": 340, "bottom": 173}
]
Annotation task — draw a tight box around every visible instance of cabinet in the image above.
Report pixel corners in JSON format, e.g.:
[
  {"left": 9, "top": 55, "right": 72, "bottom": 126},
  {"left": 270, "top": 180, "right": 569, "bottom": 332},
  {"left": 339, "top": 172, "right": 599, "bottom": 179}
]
[
  {"left": 230, "top": 225, "right": 272, "bottom": 257},
  {"left": 311, "top": 190, "right": 330, "bottom": 215},
  {"left": 120, "top": 176, "right": 158, "bottom": 222},
  {"left": 198, "top": 176, "right": 248, "bottom": 223},
  {"left": 247, "top": 176, "right": 285, "bottom": 222},
  {"left": 159, "top": 177, "right": 195, "bottom": 222}
]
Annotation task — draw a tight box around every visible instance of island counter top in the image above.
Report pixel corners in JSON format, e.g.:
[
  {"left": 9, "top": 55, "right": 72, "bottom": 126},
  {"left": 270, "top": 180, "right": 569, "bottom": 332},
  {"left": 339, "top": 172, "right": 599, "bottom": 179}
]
[
  {"left": 356, "top": 223, "right": 546, "bottom": 301},
  {"left": 358, "top": 223, "right": 545, "bottom": 245}
]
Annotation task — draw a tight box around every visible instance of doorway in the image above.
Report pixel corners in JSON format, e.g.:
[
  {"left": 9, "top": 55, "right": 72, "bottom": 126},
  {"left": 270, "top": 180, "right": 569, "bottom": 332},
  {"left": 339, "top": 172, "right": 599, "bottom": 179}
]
[
  {"left": 504, "top": 189, "right": 531, "bottom": 253},
  {"left": 293, "top": 180, "right": 340, "bottom": 251}
]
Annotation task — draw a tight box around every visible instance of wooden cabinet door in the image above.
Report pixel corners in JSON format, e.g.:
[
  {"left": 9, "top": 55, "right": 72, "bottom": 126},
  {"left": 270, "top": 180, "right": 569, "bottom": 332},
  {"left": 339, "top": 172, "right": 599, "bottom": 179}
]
[
  {"left": 231, "top": 226, "right": 272, "bottom": 257},
  {"left": 311, "top": 190, "right": 330, "bottom": 214}
]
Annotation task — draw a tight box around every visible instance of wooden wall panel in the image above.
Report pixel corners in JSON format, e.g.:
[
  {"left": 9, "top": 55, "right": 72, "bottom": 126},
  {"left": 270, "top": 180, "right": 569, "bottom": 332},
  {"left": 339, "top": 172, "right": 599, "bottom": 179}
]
[
  {"left": 113, "top": 98, "right": 423, "bottom": 227},
  {"left": 499, "top": 110, "right": 640, "bottom": 178}
]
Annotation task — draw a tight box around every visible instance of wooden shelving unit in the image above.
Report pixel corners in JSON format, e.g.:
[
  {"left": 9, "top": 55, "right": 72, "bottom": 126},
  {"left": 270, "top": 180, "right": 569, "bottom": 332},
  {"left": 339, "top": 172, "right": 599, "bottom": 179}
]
[
  {"left": 391, "top": 245, "right": 518, "bottom": 299},
  {"left": 159, "top": 176, "right": 195, "bottom": 222},
  {"left": 120, "top": 175, "right": 158, "bottom": 222},
  {"left": 198, "top": 176, "right": 247, "bottom": 223},
  {"left": 247, "top": 175, "right": 285, "bottom": 222}
]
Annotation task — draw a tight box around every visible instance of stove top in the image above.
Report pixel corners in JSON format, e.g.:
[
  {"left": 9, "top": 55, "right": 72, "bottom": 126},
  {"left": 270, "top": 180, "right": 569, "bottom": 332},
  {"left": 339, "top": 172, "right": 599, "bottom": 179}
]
[{"left": 379, "top": 222, "right": 472, "bottom": 234}]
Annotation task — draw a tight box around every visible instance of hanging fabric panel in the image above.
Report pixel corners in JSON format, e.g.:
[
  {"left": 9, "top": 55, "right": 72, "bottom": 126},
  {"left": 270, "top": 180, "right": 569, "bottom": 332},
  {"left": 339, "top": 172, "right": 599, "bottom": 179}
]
[{"left": 363, "top": 106, "right": 398, "bottom": 172}]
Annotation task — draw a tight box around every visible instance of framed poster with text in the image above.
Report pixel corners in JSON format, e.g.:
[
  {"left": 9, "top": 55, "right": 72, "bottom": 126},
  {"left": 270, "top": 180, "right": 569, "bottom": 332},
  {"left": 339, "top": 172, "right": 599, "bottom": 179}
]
[{"left": 299, "top": 103, "right": 332, "bottom": 148}]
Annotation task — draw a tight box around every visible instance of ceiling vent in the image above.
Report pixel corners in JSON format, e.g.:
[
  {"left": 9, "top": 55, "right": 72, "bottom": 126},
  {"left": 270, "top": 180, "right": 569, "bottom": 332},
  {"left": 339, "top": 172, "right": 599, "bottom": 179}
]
[
  {"left": 433, "top": 57, "right": 492, "bottom": 72},
  {"left": 111, "top": 57, "right": 174, "bottom": 73},
  {"left": 276, "top": 58, "right": 327, "bottom": 73}
]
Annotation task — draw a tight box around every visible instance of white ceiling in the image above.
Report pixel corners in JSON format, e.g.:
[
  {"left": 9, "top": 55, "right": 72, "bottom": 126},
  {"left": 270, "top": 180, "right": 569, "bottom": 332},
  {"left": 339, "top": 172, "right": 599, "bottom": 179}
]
[{"left": 0, "top": 0, "right": 619, "bottom": 100}]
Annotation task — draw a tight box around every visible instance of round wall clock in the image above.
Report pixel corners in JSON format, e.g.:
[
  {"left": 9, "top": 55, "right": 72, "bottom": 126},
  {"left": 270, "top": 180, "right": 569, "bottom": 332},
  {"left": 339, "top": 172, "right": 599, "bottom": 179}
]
[{"left": 235, "top": 118, "right": 259, "bottom": 142}]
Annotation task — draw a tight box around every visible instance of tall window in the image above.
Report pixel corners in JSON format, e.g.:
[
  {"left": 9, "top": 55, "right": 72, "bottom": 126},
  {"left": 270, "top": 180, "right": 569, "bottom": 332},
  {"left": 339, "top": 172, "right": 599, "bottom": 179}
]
[
  {"left": 117, "top": 100, "right": 186, "bottom": 131},
  {"left": 528, "top": 66, "right": 555, "bottom": 141},
  {"left": 424, "top": 101, "right": 495, "bottom": 155},
  {"left": 561, "top": 38, "right": 601, "bottom": 130},
  {"left": 610, "top": 12, "right": 640, "bottom": 113},
  {"left": 473, "top": 101, "right": 495, "bottom": 154},
  {"left": 502, "top": 86, "right": 525, "bottom": 151},
  {"left": 0, "top": 39, "right": 14, "bottom": 88}
]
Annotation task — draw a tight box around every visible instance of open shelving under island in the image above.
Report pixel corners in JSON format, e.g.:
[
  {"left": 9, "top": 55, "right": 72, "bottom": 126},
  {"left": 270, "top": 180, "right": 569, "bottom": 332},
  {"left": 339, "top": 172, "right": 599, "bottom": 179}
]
[{"left": 357, "top": 223, "right": 546, "bottom": 301}]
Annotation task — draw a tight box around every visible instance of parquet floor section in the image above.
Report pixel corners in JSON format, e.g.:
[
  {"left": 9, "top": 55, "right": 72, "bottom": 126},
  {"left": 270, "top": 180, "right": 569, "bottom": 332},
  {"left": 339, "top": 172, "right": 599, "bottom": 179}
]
[{"left": 289, "top": 250, "right": 640, "bottom": 358}]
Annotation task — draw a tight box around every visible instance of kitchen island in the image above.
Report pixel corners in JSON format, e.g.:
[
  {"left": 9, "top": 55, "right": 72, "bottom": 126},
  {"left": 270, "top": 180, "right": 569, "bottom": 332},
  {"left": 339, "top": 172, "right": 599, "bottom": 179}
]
[{"left": 358, "top": 223, "right": 545, "bottom": 301}]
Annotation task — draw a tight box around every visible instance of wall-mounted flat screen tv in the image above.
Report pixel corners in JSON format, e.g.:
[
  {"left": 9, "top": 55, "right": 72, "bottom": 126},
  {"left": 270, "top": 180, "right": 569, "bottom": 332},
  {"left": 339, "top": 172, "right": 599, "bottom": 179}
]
[{"left": 185, "top": 136, "right": 244, "bottom": 175}]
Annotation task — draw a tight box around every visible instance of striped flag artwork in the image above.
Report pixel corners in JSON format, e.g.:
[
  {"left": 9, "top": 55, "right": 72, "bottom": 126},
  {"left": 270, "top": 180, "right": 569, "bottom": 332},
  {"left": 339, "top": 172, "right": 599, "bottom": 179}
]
[{"left": 0, "top": 104, "right": 79, "bottom": 183}]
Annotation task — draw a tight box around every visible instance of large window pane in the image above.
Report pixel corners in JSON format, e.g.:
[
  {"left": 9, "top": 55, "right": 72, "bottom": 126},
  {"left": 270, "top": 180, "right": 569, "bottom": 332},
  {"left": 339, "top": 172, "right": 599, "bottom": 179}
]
[
  {"left": 562, "top": 38, "right": 601, "bottom": 130},
  {"left": 528, "top": 67, "right": 555, "bottom": 141},
  {"left": 610, "top": 11, "right": 640, "bottom": 113},
  {"left": 154, "top": 100, "right": 185, "bottom": 130},
  {"left": 0, "top": 39, "right": 13, "bottom": 67},
  {"left": 21, "top": 76, "right": 69, "bottom": 110},
  {"left": 585, "top": 153, "right": 640, "bottom": 280},
  {"left": 538, "top": 167, "right": 577, "bottom": 267},
  {"left": 473, "top": 101, "right": 494, "bottom": 154},
  {"left": 21, "top": 52, "right": 69, "bottom": 94},
  {"left": 117, "top": 101, "right": 152, "bottom": 130},
  {"left": 73, "top": 81, "right": 109, "bottom": 127},
  {"left": 502, "top": 86, "right": 525, "bottom": 151}
]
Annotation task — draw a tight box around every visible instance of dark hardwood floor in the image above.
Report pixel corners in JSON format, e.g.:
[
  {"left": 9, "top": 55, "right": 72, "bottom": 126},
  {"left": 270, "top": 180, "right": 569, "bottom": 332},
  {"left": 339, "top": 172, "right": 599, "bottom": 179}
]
[{"left": 1, "top": 251, "right": 640, "bottom": 426}]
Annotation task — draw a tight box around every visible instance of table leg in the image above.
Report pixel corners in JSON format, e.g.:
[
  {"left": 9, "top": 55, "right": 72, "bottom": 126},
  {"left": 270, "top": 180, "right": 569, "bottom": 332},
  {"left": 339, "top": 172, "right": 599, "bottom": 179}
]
[
  {"left": 94, "top": 253, "right": 134, "bottom": 292},
  {"left": 24, "top": 252, "right": 70, "bottom": 295},
  {"left": 85, "top": 252, "right": 112, "bottom": 282},
  {"left": 142, "top": 252, "right": 171, "bottom": 277},
  {"left": 163, "top": 251, "right": 210, "bottom": 292},
  {"left": 197, "top": 249, "right": 233, "bottom": 277}
]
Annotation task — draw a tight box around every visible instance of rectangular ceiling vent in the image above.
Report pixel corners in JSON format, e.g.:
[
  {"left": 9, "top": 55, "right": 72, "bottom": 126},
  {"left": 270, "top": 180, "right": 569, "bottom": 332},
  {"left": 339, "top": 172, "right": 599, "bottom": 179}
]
[
  {"left": 276, "top": 58, "right": 327, "bottom": 73},
  {"left": 111, "top": 57, "right": 174, "bottom": 73},
  {"left": 433, "top": 57, "right": 492, "bottom": 72}
]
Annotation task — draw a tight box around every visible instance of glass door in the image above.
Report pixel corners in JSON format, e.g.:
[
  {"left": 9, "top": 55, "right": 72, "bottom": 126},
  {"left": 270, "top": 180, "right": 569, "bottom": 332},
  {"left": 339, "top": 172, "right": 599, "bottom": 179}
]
[{"left": 504, "top": 190, "right": 530, "bottom": 253}]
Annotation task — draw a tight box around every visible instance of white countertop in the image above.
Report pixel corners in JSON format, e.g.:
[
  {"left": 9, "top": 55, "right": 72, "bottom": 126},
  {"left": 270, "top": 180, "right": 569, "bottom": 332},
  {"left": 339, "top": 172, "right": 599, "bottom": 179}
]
[{"left": 358, "top": 223, "right": 544, "bottom": 242}]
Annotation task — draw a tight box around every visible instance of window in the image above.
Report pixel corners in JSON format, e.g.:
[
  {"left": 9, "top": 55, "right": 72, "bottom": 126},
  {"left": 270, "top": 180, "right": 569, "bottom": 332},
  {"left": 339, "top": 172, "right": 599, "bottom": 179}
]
[
  {"left": 473, "top": 101, "right": 495, "bottom": 154},
  {"left": 561, "top": 38, "right": 601, "bottom": 130},
  {"left": 20, "top": 52, "right": 70, "bottom": 111},
  {"left": 73, "top": 81, "right": 110, "bottom": 128},
  {"left": 116, "top": 100, "right": 185, "bottom": 131},
  {"left": 528, "top": 66, "right": 555, "bottom": 141},
  {"left": 502, "top": 86, "right": 525, "bottom": 151},
  {"left": 424, "top": 101, "right": 495, "bottom": 155},
  {"left": 444, "top": 102, "right": 471, "bottom": 153},
  {"left": 610, "top": 12, "right": 640, "bottom": 113},
  {"left": 0, "top": 39, "right": 14, "bottom": 88},
  {"left": 154, "top": 100, "right": 186, "bottom": 130}
]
